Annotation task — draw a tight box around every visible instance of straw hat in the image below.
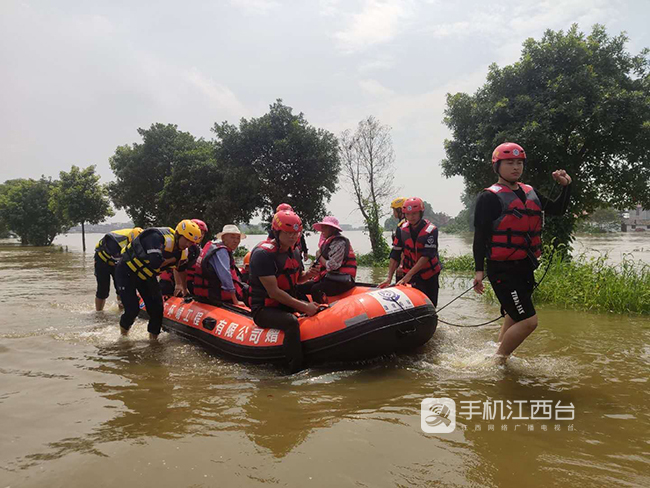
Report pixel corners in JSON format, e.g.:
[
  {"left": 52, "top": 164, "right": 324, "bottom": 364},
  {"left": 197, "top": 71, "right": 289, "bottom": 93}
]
[
  {"left": 216, "top": 224, "right": 247, "bottom": 240},
  {"left": 313, "top": 216, "right": 343, "bottom": 232}
]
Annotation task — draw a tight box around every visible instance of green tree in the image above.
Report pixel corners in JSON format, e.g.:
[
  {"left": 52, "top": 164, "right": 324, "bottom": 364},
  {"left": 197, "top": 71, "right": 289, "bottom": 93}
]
[
  {"left": 0, "top": 178, "right": 70, "bottom": 246},
  {"left": 50, "top": 165, "right": 114, "bottom": 251},
  {"left": 442, "top": 24, "right": 650, "bottom": 248},
  {"left": 443, "top": 207, "right": 473, "bottom": 234},
  {"left": 213, "top": 100, "right": 340, "bottom": 228},
  {"left": 158, "top": 150, "right": 259, "bottom": 240},
  {"left": 590, "top": 206, "right": 621, "bottom": 228},
  {"left": 341, "top": 116, "right": 394, "bottom": 259},
  {"left": 108, "top": 123, "right": 206, "bottom": 227}
]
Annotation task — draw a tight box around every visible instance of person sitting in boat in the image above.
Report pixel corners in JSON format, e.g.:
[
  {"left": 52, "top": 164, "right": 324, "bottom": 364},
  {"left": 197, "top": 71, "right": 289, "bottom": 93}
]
[
  {"left": 160, "top": 219, "right": 208, "bottom": 298},
  {"left": 379, "top": 197, "right": 442, "bottom": 307},
  {"left": 115, "top": 220, "right": 202, "bottom": 340},
  {"left": 192, "top": 224, "right": 248, "bottom": 307},
  {"left": 240, "top": 251, "right": 251, "bottom": 284},
  {"left": 390, "top": 197, "right": 407, "bottom": 282},
  {"left": 250, "top": 210, "right": 320, "bottom": 373},
  {"left": 267, "top": 203, "right": 309, "bottom": 262},
  {"left": 94, "top": 227, "right": 143, "bottom": 311},
  {"left": 296, "top": 216, "right": 357, "bottom": 303}
]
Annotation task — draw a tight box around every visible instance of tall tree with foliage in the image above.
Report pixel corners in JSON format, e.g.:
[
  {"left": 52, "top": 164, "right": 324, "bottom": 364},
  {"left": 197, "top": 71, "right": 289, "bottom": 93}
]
[
  {"left": 341, "top": 116, "right": 394, "bottom": 259},
  {"left": 108, "top": 123, "right": 207, "bottom": 227},
  {"left": 212, "top": 100, "right": 340, "bottom": 228},
  {"left": 0, "top": 178, "right": 70, "bottom": 246},
  {"left": 50, "top": 165, "right": 114, "bottom": 251},
  {"left": 158, "top": 153, "right": 259, "bottom": 239},
  {"left": 442, "top": 24, "right": 650, "bottom": 248}
]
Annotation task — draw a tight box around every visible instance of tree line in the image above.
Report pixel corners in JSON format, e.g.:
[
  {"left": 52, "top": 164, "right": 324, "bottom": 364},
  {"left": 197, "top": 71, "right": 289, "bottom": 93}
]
[
  {"left": 0, "top": 167, "right": 113, "bottom": 248},
  {"left": 1, "top": 25, "right": 648, "bottom": 257}
]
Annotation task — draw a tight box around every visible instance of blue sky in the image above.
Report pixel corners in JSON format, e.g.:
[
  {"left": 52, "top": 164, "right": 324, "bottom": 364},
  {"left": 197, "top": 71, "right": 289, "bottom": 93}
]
[{"left": 2, "top": 0, "right": 649, "bottom": 224}]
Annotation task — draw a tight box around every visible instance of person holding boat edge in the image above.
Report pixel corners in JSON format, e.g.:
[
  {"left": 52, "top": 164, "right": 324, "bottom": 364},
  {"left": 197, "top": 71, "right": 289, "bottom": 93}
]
[
  {"left": 379, "top": 197, "right": 442, "bottom": 307},
  {"left": 115, "top": 220, "right": 202, "bottom": 340}
]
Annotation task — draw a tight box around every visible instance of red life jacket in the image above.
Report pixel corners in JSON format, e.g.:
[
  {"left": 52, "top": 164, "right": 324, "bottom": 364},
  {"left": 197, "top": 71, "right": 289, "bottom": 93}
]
[
  {"left": 485, "top": 183, "right": 543, "bottom": 261},
  {"left": 193, "top": 241, "right": 244, "bottom": 302},
  {"left": 159, "top": 269, "right": 173, "bottom": 286},
  {"left": 185, "top": 244, "right": 201, "bottom": 288},
  {"left": 249, "top": 239, "right": 302, "bottom": 310},
  {"left": 159, "top": 243, "right": 200, "bottom": 289},
  {"left": 399, "top": 219, "right": 441, "bottom": 280},
  {"left": 315, "top": 235, "right": 357, "bottom": 281}
]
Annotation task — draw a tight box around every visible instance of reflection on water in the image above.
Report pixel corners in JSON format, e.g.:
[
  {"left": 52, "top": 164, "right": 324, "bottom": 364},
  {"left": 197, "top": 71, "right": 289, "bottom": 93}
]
[{"left": 1, "top": 238, "right": 649, "bottom": 487}]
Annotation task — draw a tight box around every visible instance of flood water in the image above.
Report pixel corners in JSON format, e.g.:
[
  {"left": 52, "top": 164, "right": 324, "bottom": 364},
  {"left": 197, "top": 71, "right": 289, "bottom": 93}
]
[{"left": 1, "top": 232, "right": 649, "bottom": 487}]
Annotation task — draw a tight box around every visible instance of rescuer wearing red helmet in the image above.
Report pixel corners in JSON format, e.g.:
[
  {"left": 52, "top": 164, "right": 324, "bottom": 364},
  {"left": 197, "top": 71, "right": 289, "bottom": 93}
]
[
  {"left": 267, "top": 203, "right": 309, "bottom": 260},
  {"left": 249, "top": 210, "right": 320, "bottom": 373},
  {"left": 473, "top": 142, "right": 572, "bottom": 362},
  {"left": 378, "top": 197, "right": 442, "bottom": 306}
]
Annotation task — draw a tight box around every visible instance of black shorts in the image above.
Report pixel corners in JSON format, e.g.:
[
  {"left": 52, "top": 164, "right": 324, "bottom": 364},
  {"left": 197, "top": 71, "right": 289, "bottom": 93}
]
[
  {"left": 94, "top": 257, "right": 116, "bottom": 299},
  {"left": 488, "top": 267, "right": 536, "bottom": 322}
]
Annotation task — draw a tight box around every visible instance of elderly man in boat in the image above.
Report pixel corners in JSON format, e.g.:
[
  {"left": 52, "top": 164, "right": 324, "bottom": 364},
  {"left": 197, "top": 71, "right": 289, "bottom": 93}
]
[{"left": 192, "top": 224, "right": 248, "bottom": 307}]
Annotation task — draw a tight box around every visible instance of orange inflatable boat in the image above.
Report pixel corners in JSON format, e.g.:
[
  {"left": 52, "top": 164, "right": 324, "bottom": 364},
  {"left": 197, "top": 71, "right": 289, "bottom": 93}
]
[{"left": 147, "top": 285, "right": 437, "bottom": 365}]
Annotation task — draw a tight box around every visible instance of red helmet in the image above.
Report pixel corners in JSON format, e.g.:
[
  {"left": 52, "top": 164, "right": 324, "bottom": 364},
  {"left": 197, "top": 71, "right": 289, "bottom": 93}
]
[
  {"left": 191, "top": 219, "right": 208, "bottom": 234},
  {"left": 402, "top": 197, "right": 424, "bottom": 214},
  {"left": 276, "top": 203, "right": 293, "bottom": 212},
  {"left": 492, "top": 142, "right": 526, "bottom": 167},
  {"left": 272, "top": 211, "right": 302, "bottom": 233}
]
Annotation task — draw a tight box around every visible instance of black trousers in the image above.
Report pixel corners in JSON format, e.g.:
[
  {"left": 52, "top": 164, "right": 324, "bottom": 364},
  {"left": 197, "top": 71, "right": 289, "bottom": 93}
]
[
  {"left": 115, "top": 261, "right": 164, "bottom": 335},
  {"left": 253, "top": 306, "right": 303, "bottom": 372},
  {"left": 411, "top": 274, "right": 440, "bottom": 307},
  {"left": 94, "top": 257, "right": 117, "bottom": 300},
  {"left": 296, "top": 277, "right": 355, "bottom": 303}
]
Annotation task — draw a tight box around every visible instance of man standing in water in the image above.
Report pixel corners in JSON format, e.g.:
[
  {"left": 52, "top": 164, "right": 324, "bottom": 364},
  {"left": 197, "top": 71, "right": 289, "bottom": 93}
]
[
  {"left": 93, "top": 227, "right": 142, "bottom": 311},
  {"left": 115, "top": 220, "right": 202, "bottom": 340},
  {"left": 379, "top": 197, "right": 442, "bottom": 307},
  {"left": 472, "top": 142, "right": 572, "bottom": 362}
]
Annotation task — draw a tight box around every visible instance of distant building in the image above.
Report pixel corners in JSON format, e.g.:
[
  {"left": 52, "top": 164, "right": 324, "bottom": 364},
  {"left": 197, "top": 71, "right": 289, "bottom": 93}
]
[{"left": 622, "top": 205, "right": 650, "bottom": 232}]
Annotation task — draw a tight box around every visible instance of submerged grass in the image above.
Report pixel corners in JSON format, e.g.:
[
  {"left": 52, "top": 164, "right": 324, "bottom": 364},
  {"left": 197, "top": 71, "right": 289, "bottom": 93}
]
[
  {"left": 357, "top": 247, "right": 650, "bottom": 315},
  {"left": 459, "top": 247, "right": 650, "bottom": 315},
  {"left": 533, "top": 252, "right": 650, "bottom": 315}
]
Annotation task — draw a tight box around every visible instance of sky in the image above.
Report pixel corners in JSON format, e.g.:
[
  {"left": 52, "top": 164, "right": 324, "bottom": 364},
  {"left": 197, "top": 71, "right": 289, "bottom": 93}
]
[{"left": 2, "top": 0, "right": 649, "bottom": 225}]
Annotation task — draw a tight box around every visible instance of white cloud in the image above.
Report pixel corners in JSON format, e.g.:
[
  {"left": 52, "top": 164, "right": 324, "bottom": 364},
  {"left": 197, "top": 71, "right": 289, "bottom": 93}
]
[
  {"left": 358, "top": 56, "right": 395, "bottom": 72},
  {"left": 229, "top": 0, "right": 280, "bottom": 15},
  {"left": 358, "top": 78, "right": 394, "bottom": 97},
  {"left": 184, "top": 68, "right": 249, "bottom": 118},
  {"left": 330, "top": 0, "right": 415, "bottom": 53}
]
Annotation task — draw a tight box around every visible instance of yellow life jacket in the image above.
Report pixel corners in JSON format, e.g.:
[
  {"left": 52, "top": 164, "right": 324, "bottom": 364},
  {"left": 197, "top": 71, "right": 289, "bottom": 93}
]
[
  {"left": 122, "top": 227, "right": 185, "bottom": 280},
  {"left": 95, "top": 228, "right": 137, "bottom": 266}
]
